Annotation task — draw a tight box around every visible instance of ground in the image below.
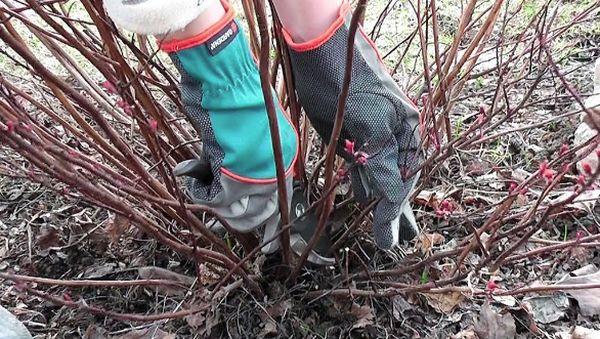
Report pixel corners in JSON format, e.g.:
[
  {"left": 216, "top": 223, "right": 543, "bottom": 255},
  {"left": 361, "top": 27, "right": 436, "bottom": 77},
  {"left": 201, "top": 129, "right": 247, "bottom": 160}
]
[{"left": 1, "top": 0, "right": 600, "bottom": 338}]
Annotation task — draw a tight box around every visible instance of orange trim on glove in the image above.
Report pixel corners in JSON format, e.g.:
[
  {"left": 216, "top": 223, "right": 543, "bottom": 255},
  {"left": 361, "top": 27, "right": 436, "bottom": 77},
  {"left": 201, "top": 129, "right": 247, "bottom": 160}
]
[
  {"left": 282, "top": 2, "right": 351, "bottom": 52},
  {"left": 160, "top": 0, "right": 235, "bottom": 53}
]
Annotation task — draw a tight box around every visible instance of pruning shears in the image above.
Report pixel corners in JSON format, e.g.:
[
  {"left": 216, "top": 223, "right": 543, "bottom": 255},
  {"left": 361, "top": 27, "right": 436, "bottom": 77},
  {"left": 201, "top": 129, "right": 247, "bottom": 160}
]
[{"left": 173, "top": 158, "right": 337, "bottom": 265}]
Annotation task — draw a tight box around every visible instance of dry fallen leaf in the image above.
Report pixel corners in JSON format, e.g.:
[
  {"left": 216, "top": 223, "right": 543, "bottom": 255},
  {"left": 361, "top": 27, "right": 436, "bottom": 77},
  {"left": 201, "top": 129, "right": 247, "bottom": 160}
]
[
  {"left": 569, "top": 246, "right": 593, "bottom": 265},
  {"left": 259, "top": 319, "right": 278, "bottom": 337},
  {"left": 83, "top": 263, "right": 117, "bottom": 279},
  {"left": 556, "top": 266, "right": 600, "bottom": 316},
  {"left": 185, "top": 311, "right": 206, "bottom": 329},
  {"left": 188, "top": 309, "right": 221, "bottom": 337},
  {"left": 197, "top": 263, "right": 221, "bottom": 286},
  {"left": 512, "top": 168, "right": 533, "bottom": 183},
  {"left": 466, "top": 160, "right": 491, "bottom": 176},
  {"left": 474, "top": 301, "right": 516, "bottom": 339},
  {"left": 83, "top": 325, "right": 109, "bottom": 339},
  {"left": 104, "top": 214, "right": 130, "bottom": 243},
  {"left": 514, "top": 192, "right": 529, "bottom": 207},
  {"left": 557, "top": 326, "right": 600, "bottom": 339},
  {"left": 36, "top": 226, "right": 60, "bottom": 250},
  {"left": 418, "top": 233, "right": 446, "bottom": 253},
  {"left": 552, "top": 189, "right": 600, "bottom": 212},
  {"left": 415, "top": 190, "right": 445, "bottom": 208},
  {"left": 476, "top": 173, "right": 505, "bottom": 190},
  {"left": 422, "top": 291, "right": 464, "bottom": 314},
  {"left": 451, "top": 328, "right": 478, "bottom": 339},
  {"left": 491, "top": 294, "right": 517, "bottom": 307},
  {"left": 350, "top": 303, "right": 375, "bottom": 330},
  {"left": 523, "top": 295, "right": 569, "bottom": 324},
  {"left": 392, "top": 295, "right": 412, "bottom": 321},
  {"left": 267, "top": 299, "right": 292, "bottom": 319}
]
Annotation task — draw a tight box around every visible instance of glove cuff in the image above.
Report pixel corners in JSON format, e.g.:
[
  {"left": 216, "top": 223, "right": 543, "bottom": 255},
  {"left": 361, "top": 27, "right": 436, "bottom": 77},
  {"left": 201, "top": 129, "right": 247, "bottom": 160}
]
[
  {"left": 104, "top": 0, "right": 218, "bottom": 35},
  {"left": 160, "top": 0, "right": 235, "bottom": 52},
  {"left": 281, "top": 1, "right": 351, "bottom": 52}
]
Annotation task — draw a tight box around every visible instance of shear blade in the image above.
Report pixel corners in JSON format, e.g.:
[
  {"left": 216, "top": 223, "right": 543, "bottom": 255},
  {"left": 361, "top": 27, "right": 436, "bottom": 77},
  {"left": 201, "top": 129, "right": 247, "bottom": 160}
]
[
  {"left": 290, "top": 183, "right": 335, "bottom": 265},
  {"left": 173, "top": 159, "right": 213, "bottom": 185}
]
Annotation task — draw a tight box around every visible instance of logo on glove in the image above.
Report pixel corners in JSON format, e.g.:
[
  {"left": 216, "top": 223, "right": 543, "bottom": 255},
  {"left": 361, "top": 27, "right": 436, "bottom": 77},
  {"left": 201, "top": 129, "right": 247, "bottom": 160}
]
[{"left": 207, "top": 22, "right": 239, "bottom": 56}]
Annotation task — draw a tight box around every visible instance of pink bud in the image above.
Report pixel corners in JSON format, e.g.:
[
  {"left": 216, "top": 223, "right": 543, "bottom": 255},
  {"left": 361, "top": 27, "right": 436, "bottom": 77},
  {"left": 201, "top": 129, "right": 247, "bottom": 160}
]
[
  {"left": 596, "top": 149, "right": 600, "bottom": 157},
  {"left": 559, "top": 144, "right": 569, "bottom": 156},
  {"left": 440, "top": 200, "right": 454, "bottom": 211},
  {"left": 149, "top": 119, "right": 158, "bottom": 132},
  {"left": 63, "top": 293, "right": 73, "bottom": 302},
  {"left": 539, "top": 160, "right": 554, "bottom": 183},
  {"left": 576, "top": 230, "right": 584, "bottom": 242},
  {"left": 539, "top": 160, "right": 549, "bottom": 173},
  {"left": 336, "top": 168, "right": 347, "bottom": 180},
  {"left": 486, "top": 280, "right": 499, "bottom": 292},
  {"left": 68, "top": 150, "right": 79, "bottom": 158},
  {"left": 5, "top": 120, "right": 15, "bottom": 133},
  {"left": 509, "top": 182, "right": 518, "bottom": 193},
  {"left": 101, "top": 80, "right": 117, "bottom": 94},
  {"left": 582, "top": 162, "right": 593, "bottom": 175},
  {"left": 344, "top": 139, "right": 355, "bottom": 155},
  {"left": 435, "top": 200, "right": 454, "bottom": 219},
  {"left": 542, "top": 168, "right": 555, "bottom": 183},
  {"left": 355, "top": 152, "right": 368, "bottom": 166}
]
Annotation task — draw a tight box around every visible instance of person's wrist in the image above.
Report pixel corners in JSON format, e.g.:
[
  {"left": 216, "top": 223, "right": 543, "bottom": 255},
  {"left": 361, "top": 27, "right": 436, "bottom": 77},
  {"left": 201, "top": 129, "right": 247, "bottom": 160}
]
[{"left": 159, "top": 0, "right": 225, "bottom": 40}]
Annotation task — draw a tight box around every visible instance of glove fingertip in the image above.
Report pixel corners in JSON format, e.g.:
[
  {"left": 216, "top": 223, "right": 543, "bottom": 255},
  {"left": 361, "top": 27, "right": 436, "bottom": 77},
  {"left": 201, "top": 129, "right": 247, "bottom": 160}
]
[{"left": 373, "top": 217, "right": 399, "bottom": 250}]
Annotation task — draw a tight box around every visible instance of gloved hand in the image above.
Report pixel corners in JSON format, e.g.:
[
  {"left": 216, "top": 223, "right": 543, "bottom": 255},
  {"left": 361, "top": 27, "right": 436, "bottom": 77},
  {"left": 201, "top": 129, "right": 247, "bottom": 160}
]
[
  {"left": 105, "top": 0, "right": 299, "bottom": 253},
  {"left": 283, "top": 2, "right": 423, "bottom": 249}
]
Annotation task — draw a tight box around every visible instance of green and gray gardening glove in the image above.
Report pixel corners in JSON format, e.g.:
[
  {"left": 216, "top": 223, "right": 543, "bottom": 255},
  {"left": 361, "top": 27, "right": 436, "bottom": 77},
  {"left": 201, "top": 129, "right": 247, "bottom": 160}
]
[
  {"left": 105, "top": 0, "right": 298, "bottom": 254},
  {"left": 283, "top": 2, "right": 423, "bottom": 249}
]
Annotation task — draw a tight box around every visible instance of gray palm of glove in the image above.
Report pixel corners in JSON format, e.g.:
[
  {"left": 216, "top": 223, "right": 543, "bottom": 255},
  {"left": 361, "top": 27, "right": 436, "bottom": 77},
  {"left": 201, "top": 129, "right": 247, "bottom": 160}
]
[{"left": 174, "top": 158, "right": 289, "bottom": 255}]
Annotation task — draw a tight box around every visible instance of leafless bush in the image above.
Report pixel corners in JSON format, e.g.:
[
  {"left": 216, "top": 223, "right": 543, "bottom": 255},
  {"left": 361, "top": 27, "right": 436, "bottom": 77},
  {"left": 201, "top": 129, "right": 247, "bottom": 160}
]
[{"left": 0, "top": 0, "right": 599, "bottom": 323}]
